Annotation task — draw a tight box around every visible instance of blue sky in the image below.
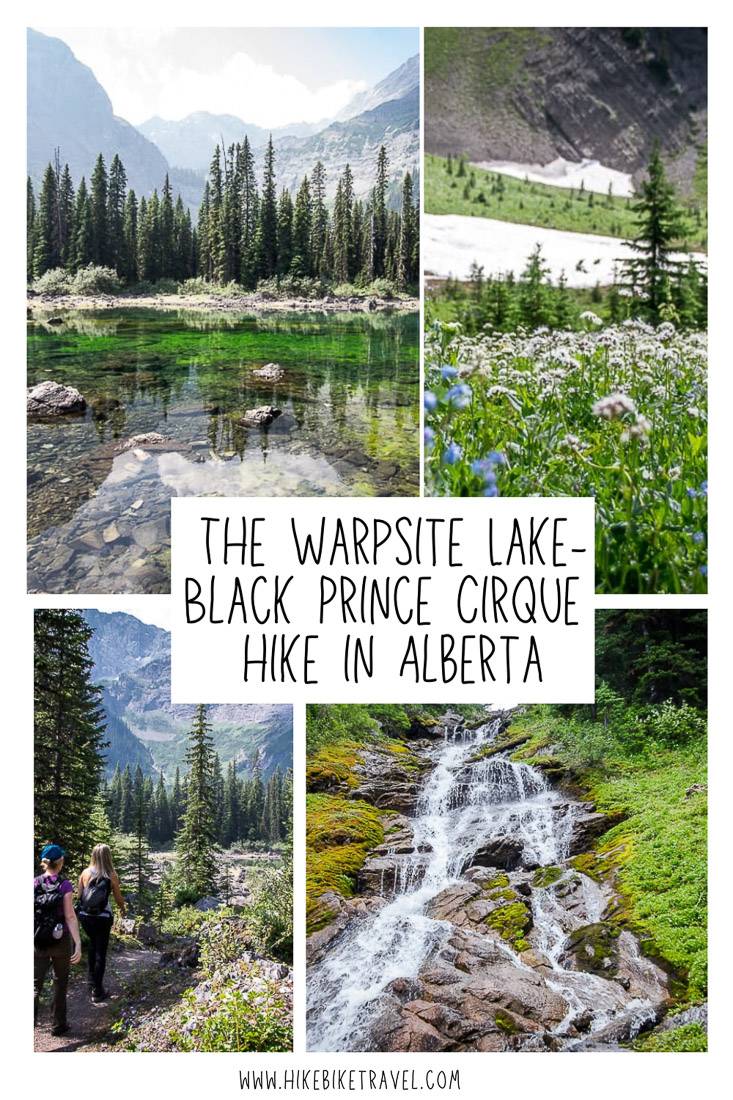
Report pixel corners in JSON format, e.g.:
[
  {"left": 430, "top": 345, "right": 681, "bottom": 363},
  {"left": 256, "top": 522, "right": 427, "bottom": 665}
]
[{"left": 40, "top": 26, "right": 419, "bottom": 126}]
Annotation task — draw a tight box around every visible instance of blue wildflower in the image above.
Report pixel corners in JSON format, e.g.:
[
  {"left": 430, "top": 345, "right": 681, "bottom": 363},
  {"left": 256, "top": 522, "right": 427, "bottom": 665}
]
[
  {"left": 424, "top": 390, "right": 438, "bottom": 412},
  {"left": 686, "top": 487, "right": 698, "bottom": 499},
  {"left": 700, "top": 480, "right": 708, "bottom": 496},
  {"left": 442, "top": 442, "right": 462, "bottom": 465},
  {"left": 692, "top": 531, "right": 704, "bottom": 544},
  {"left": 446, "top": 383, "right": 472, "bottom": 409},
  {"left": 424, "top": 427, "right": 435, "bottom": 450},
  {"left": 483, "top": 485, "right": 500, "bottom": 497},
  {"left": 699, "top": 564, "right": 708, "bottom": 577},
  {"left": 441, "top": 365, "right": 459, "bottom": 380}
]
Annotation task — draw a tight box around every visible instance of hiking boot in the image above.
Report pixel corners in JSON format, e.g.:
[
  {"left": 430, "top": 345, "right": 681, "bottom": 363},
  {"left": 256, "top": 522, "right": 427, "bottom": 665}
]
[
  {"left": 51, "top": 1023, "right": 69, "bottom": 1036},
  {"left": 91, "top": 988, "right": 108, "bottom": 1003}
]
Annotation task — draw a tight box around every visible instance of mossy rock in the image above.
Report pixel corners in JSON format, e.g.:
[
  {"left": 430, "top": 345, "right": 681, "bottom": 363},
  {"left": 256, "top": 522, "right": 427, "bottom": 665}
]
[
  {"left": 563, "top": 921, "right": 621, "bottom": 977},
  {"left": 485, "top": 900, "right": 533, "bottom": 947},
  {"left": 532, "top": 865, "right": 563, "bottom": 888},
  {"left": 468, "top": 730, "right": 531, "bottom": 764},
  {"left": 306, "top": 741, "right": 362, "bottom": 791},
  {"left": 494, "top": 1009, "right": 520, "bottom": 1034},
  {"left": 631, "top": 1022, "right": 707, "bottom": 1052},
  {"left": 306, "top": 793, "right": 385, "bottom": 933}
]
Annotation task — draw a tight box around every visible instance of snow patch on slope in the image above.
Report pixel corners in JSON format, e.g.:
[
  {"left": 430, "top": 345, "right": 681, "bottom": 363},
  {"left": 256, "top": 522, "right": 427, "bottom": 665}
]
[{"left": 472, "top": 157, "right": 634, "bottom": 198}]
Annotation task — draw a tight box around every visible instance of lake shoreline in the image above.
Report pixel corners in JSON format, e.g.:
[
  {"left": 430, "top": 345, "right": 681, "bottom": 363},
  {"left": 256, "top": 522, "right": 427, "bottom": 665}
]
[{"left": 27, "top": 291, "right": 419, "bottom": 316}]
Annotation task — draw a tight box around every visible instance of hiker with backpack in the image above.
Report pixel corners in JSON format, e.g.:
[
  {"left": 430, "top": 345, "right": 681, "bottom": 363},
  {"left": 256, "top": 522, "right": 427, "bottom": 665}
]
[
  {"left": 77, "top": 844, "right": 126, "bottom": 1003},
  {"left": 34, "top": 844, "right": 82, "bottom": 1036}
]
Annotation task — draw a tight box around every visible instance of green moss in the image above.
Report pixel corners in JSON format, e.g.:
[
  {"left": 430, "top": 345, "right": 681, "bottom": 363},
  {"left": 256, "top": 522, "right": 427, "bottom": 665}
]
[
  {"left": 632, "top": 1022, "right": 707, "bottom": 1052},
  {"left": 306, "top": 740, "right": 362, "bottom": 791},
  {"left": 468, "top": 729, "right": 531, "bottom": 763},
  {"left": 507, "top": 706, "right": 708, "bottom": 1002},
  {"left": 306, "top": 794, "right": 384, "bottom": 933},
  {"left": 494, "top": 1009, "right": 519, "bottom": 1034},
  {"left": 484, "top": 873, "right": 510, "bottom": 889},
  {"left": 487, "top": 887, "right": 516, "bottom": 902},
  {"left": 485, "top": 901, "right": 532, "bottom": 948},
  {"left": 569, "top": 851, "right": 607, "bottom": 882},
  {"left": 565, "top": 922, "right": 621, "bottom": 977},
  {"left": 532, "top": 865, "right": 563, "bottom": 888}
]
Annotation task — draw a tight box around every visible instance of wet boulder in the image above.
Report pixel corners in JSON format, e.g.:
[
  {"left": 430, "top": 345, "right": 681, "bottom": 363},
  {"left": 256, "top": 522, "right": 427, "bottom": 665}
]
[
  {"left": 252, "top": 363, "right": 284, "bottom": 381},
  {"left": 558, "top": 921, "right": 621, "bottom": 976},
  {"left": 27, "top": 380, "right": 86, "bottom": 417},
  {"left": 238, "top": 405, "right": 282, "bottom": 427},
  {"left": 467, "top": 837, "right": 524, "bottom": 871}
]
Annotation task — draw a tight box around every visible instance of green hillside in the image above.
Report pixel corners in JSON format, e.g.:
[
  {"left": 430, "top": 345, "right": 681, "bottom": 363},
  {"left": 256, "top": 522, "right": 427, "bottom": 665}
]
[{"left": 425, "top": 153, "right": 707, "bottom": 250}]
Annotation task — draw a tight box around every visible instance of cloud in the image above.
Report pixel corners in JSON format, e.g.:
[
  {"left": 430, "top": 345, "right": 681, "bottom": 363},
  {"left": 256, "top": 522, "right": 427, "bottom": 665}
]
[
  {"left": 154, "top": 53, "right": 366, "bottom": 126},
  {"left": 41, "top": 28, "right": 367, "bottom": 126}
]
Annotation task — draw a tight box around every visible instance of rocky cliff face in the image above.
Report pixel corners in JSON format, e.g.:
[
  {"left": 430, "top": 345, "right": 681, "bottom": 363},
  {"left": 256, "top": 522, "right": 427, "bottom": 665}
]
[
  {"left": 425, "top": 27, "right": 707, "bottom": 193},
  {"left": 83, "top": 610, "right": 292, "bottom": 777},
  {"left": 27, "top": 29, "right": 171, "bottom": 198}
]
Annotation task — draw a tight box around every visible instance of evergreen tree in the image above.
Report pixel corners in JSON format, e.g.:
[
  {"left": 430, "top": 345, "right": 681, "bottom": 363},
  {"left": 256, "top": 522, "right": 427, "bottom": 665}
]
[
  {"left": 57, "top": 163, "right": 75, "bottom": 270},
  {"left": 310, "top": 161, "right": 328, "bottom": 277},
  {"left": 396, "top": 172, "right": 416, "bottom": 289},
  {"left": 256, "top": 136, "right": 278, "bottom": 278},
  {"left": 372, "top": 145, "right": 389, "bottom": 277},
  {"left": 73, "top": 178, "right": 94, "bottom": 270},
  {"left": 34, "top": 611, "right": 107, "bottom": 869},
  {"left": 118, "top": 764, "right": 133, "bottom": 834},
  {"left": 90, "top": 154, "right": 109, "bottom": 266},
  {"left": 292, "top": 175, "right": 313, "bottom": 276},
  {"left": 176, "top": 705, "right": 219, "bottom": 897},
  {"left": 159, "top": 174, "right": 175, "bottom": 278},
  {"left": 122, "top": 190, "right": 138, "bottom": 282},
  {"left": 33, "top": 163, "right": 61, "bottom": 277},
  {"left": 239, "top": 136, "right": 259, "bottom": 288},
  {"left": 623, "top": 144, "right": 685, "bottom": 323},
  {"left": 128, "top": 766, "right": 153, "bottom": 913},
  {"left": 107, "top": 154, "right": 127, "bottom": 274},
  {"left": 276, "top": 188, "right": 293, "bottom": 276}
]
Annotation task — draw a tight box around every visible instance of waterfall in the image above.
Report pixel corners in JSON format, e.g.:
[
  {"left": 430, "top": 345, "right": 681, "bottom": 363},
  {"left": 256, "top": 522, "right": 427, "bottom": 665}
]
[{"left": 307, "top": 717, "right": 661, "bottom": 1052}]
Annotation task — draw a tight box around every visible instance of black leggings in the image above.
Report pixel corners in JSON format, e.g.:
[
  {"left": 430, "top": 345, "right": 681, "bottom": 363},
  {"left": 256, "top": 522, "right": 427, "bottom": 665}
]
[{"left": 79, "top": 913, "right": 112, "bottom": 994}]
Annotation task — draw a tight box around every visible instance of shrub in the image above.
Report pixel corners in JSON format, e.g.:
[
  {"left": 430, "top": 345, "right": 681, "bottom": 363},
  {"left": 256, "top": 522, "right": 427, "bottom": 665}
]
[
  {"left": 70, "top": 264, "right": 123, "bottom": 296},
  {"left": 171, "top": 983, "right": 292, "bottom": 1052},
  {"left": 32, "top": 268, "right": 72, "bottom": 295},
  {"left": 199, "top": 915, "right": 250, "bottom": 975},
  {"left": 256, "top": 274, "right": 328, "bottom": 299},
  {"left": 244, "top": 855, "right": 293, "bottom": 963},
  {"left": 161, "top": 904, "right": 215, "bottom": 937}
]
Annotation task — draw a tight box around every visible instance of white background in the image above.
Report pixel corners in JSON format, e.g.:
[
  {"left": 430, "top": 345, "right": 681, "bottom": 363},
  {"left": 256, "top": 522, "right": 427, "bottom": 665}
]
[{"left": 3, "top": 0, "right": 729, "bottom": 1096}]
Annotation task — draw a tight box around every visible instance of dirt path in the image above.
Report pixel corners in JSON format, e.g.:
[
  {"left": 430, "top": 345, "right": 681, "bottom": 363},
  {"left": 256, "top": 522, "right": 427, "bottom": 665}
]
[{"left": 34, "top": 945, "right": 159, "bottom": 1053}]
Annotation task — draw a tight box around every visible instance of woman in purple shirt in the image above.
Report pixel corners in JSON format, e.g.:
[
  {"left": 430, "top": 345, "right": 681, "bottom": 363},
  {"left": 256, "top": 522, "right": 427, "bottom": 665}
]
[{"left": 33, "top": 844, "right": 82, "bottom": 1036}]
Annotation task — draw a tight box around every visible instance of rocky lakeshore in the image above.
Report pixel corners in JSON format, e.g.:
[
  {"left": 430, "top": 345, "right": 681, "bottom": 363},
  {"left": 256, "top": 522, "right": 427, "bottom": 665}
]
[{"left": 27, "top": 292, "right": 419, "bottom": 317}]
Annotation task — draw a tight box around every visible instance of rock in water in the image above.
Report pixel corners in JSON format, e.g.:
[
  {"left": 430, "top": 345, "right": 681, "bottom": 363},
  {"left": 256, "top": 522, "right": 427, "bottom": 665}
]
[
  {"left": 114, "top": 432, "right": 171, "bottom": 452},
  {"left": 27, "top": 380, "right": 86, "bottom": 416},
  {"left": 252, "top": 363, "right": 285, "bottom": 381},
  {"left": 239, "top": 405, "right": 282, "bottom": 427}
]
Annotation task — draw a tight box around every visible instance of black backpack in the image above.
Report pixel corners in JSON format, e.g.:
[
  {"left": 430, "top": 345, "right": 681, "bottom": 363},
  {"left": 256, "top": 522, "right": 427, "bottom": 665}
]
[
  {"left": 34, "top": 876, "right": 66, "bottom": 947},
  {"left": 80, "top": 874, "right": 111, "bottom": 915}
]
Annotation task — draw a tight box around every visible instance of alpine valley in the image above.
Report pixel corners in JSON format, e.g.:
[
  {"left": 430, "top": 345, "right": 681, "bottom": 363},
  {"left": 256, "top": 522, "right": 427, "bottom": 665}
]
[{"left": 82, "top": 610, "right": 292, "bottom": 779}]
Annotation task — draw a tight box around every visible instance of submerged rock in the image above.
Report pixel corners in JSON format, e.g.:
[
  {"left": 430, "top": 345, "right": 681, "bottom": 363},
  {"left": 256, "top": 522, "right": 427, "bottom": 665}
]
[
  {"left": 238, "top": 405, "right": 283, "bottom": 426},
  {"left": 114, "top": 432, "right": 176, "bottom": 453},
  {"left": 27, "top": 380, "right": 86, "bottom": 416},
  {"left": 252, "top": 362, "right": 285, "bottom": 381}
]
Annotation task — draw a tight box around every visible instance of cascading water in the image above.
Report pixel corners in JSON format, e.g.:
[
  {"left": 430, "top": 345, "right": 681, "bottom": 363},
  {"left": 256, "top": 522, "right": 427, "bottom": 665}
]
[{"left": 307, "top": 714, "right": 665, "bottom": 1052}]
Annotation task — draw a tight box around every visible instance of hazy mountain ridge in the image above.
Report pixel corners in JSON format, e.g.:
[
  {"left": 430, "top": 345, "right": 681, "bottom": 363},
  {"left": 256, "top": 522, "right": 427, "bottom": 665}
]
[
  {"left": 83, "top": 611, "right": 292, "bottom": 779},
  {"left": 425, "top": 27, "right": 707, "bottom": 193},
  {"left": 27, "top": 29, "right": 170, "bottom": 197},
  {"left": 28, "top": 29, "right": 418, "bottom": 210}
]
